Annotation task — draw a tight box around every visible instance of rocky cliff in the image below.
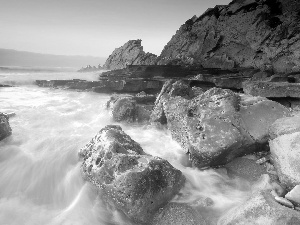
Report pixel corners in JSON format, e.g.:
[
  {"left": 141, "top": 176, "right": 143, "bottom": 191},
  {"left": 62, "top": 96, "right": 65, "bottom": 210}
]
[
  {"left": 157, "top": 0, "right": 300, "bottom": 73},
  {"left": 103, "top": 39, "right": 157, "bottom": 70}
]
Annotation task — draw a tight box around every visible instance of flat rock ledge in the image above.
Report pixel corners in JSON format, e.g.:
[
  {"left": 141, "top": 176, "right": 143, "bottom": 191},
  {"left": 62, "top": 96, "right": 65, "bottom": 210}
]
[
  {"left": 243, "top": 81, "right": 300, "bottom": 98},
  {"left": 78, "top": 125, "right": 185, "bottom": 224}
]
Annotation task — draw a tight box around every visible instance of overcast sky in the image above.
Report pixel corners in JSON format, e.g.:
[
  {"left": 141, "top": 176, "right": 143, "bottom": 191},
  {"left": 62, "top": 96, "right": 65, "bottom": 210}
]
[{"left": 0, "top": 0, "right": 231, "bottom": 57}]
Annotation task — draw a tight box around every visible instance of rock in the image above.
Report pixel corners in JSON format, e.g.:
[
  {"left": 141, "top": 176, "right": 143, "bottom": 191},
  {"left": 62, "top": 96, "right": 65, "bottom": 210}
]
[
  {"left": 107, "top": 95, "right": 155, "bottom": 123},
  {"left": 243, "top": 81, "right": 300, "bottom": 98},
  {"left": 275, "top": 196, "right": 294, "bottom": 208},
  {"left": 157, "top": 0, "right": 300, "bottom": 73},
  {"left": 286, "top": 185, "right": 300, "bottom": 207},
  {"left": 0, "top": 113, "right": 12, "bottom": 141},
  {"left": 150, "top": 80, "right": 193, "bottom": 126},
  {"left": 218, "top": 191, "right": 300, "bottom": 225},
  {"left": 270, "top": 132, "right": 300, "bottom": 190},
  {"left": 224, "top": 157, "right": 267, "bottom": 181},
  {"left": 239, "top": 94, "right": 291, "bottom": 143},
  {"left": 79, "top": 125, "right": 185, "bottom": 224},
  {"left": 151, "top": 203, "right": 207, "bottom": 225},
  {"left": 103, "top": 40, "right": 157, "bottom": 70},
  {"left": 153, "top": 85, "right": 289, "bottom": 168},
  {"left": 269, "top": 114, "right": 300, "bottom": 140}
]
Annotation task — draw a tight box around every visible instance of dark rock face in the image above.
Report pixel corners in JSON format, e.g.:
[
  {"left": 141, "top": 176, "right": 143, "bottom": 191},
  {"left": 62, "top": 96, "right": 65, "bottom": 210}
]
[
  {"left": 151, "top": 81, "right": 290, "bottom": 168},
  {"left": 78, "top": 125, "right": 185, "bottom": 224},
  {"left": 218, "top": 191, "right": 300, "bottom": 225},
  {"left": 103, "top": 40, "right": 157, "bottom": 70},
  {"left": 158, "top": 0, "right": 300, "bottom": 73},
  {"left": 152, "top": 202, "right": 207, "bottom": 225},
  {"left": 0, "top": 113, "right": 12, "bottom": 141}
]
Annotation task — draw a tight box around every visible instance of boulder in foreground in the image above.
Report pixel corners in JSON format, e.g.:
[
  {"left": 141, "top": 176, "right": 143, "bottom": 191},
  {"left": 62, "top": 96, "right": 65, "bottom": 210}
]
[
  {"left": 151, "top": 81, "right": 290, "bottom": 168},
  {"left": 78, "top": 125, "right": 185, "bottom": 224},
  {"left": 0, "top": 113, "right": 12, "bottom": 141}
]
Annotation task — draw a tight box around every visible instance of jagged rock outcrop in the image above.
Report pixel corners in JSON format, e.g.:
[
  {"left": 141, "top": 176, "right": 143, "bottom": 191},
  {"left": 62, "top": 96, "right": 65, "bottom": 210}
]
[
  {"left": 157, "top": 0, "right": 300, "bottom": 73},
  {"left": 0, "top": 113, "right": 12, "bottom": 141},
  {"left": 78, "top": 125, "right": 185, "bottom": 224},
  {"left": 103, "top": 40, "right": 157, "bottom": 70},
  {"left": 151, "top": 81, "right": 290, "bottom": 168}
]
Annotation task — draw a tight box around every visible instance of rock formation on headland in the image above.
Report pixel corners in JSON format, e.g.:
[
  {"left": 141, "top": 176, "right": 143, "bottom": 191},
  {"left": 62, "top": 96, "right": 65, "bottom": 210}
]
[
  {"left": 103, "top": 39, "right": 157, "bottom": 70},
  {"left": 157, "top": 0, "right": 300, "bottom": 73}
]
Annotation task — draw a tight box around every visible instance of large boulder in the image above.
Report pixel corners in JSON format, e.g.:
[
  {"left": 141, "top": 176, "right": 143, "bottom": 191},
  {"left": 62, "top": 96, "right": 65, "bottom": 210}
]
[
  {"left": 218, "top": 191, "right": 300, "bottom": 225},
  {"left": 0, "top": 113, "right": 12, "bottom": 141},
  {"left": 78, "top": 125, "right": 185, "bottom": 224},
  {"left": 103, "top": 40, "right": 157, "bottom": 70},
  {"left": 157, "top": 0, "right": 300, "bottom": 73},
  {"left": 270, "top": 131, "right": 300, "bottom": 190},
  {"left": 152, "top": 83, "right": 290, "bottom": 168},
  {"left": 269, "top": 114, "right": 300, "bottom": 189}
]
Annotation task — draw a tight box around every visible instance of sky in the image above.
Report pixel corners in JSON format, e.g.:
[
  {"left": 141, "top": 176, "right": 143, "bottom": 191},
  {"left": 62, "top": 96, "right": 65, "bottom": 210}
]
[{"left": 0, "top": 0, "right": 232, "bottom": 57}]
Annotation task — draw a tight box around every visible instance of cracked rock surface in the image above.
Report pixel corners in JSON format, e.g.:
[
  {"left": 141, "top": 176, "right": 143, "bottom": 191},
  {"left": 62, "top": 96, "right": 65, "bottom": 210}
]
[{"left": 78, "top": 125, "right": 185, "bottom": 224}]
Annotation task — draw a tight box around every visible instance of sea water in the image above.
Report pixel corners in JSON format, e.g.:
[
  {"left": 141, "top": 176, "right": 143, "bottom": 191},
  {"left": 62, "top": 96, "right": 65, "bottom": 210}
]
[{"left": 0, "top": 68, "right": 263, "bottom": 225}]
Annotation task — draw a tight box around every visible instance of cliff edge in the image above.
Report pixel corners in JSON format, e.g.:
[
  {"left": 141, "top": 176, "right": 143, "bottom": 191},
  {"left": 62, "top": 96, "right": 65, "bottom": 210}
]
[{"left": 157, "top": 0, "right": 300, "bottom": 73}]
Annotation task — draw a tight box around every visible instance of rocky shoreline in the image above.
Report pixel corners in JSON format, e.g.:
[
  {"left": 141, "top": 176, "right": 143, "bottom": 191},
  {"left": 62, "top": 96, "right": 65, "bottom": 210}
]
[{"left": 3, "top": 0, "right": 300, "bottom": 224}]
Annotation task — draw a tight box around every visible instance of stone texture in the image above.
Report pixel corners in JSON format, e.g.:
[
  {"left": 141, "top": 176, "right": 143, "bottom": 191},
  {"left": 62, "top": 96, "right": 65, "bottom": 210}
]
[
  {"left": 157, "top": 0, "right": 300, "bottom": 73},
  {"left": 78, "top": 125, "right": 185, "bottom": 224},
  {"left": 151, "top": 83, "right": 290, "bottom": 168},
  {"left": 269, "top": 114, "right": 300, "bottom": 140},
  {"left": 103, "top": 40, "right": 157, "bottom": 70},
  {"left": 218, "top": 191, "right": 300, "bottom": 225},
  {"left": 224, "top": 157, "right": 268, "bottom": 181},
  {"left": 151, "top": 203, "right": 207, "bottom": 225},
  {"left": 243, "top": 81, "right": 300, "bottom": 98},
  {"left": 0, "top": 113, "right": 12, "bottom": 141},
  {"left": 107, "top": 95, "right": 155, "bottom": 123},
  {"left": 286, "top": 185, "right": 300, "bottom": 207},
  {"left": 270, "top": 132, "right": 300, "bottom": 190}
]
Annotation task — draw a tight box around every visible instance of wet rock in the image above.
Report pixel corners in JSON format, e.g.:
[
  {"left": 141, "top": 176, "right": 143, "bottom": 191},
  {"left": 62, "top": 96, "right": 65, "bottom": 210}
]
[
  {"left": 151, "top": 203, "right": 207, "bottom": 225},
  {"left": 107, "top": 95, "right": 155, "bottom": 123},
  {"left": 157, "top": 0, "right": 300, "bottom": 73},
  {"left": 270, "top": 132, "right": 300, "bottom": 190},
  {"left": 153, "top": 85, "right": 289, "bottom": 168},
  {"left": 150, "top": 80, "right": 193, "bottom": 125},
  {"left": 79, "top": 125, "right": 185, "bottom": 224},
  {"left": 286, "top": 185, "right": 300, "bottom": 207},
  {"left": 243, "top": 81, "right": 300, "bottom": 98},
  {"left": 0, "top": 113, "right": 12, "bottom": 141},
  {"left": 239, "top": 94, "right": 291, "bottom": 143},
  {"left": 275, "top": 196, "right": 294, "bottom": 209},
  {"left": 224, "top": 157, "right": 267, "bottom": 181},
  {"left": 103, "top": 40, "right": 157, "bottom": 70},
  {"left": 218, "top": 191, "right": 300, "bottom": 225},
  {"left": 269, "top": 114, "right": 300, "bottom": 140}
]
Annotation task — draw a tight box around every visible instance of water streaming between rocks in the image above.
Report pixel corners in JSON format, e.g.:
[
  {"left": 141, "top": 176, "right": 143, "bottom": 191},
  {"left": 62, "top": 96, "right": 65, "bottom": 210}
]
[{"left": 0, "top": 69, "right": 267, "bottom": 224}]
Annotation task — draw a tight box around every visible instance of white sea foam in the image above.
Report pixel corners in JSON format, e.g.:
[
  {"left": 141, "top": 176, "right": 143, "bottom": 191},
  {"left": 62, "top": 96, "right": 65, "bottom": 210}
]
[{"left": 0, "top": 70, "right": 266, "bottom": 224}]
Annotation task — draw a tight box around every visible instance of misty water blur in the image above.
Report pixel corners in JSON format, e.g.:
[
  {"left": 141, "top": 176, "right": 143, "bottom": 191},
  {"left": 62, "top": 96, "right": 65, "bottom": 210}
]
[{"left": 0, "top": 69, "right": 263, "bottom": 224}]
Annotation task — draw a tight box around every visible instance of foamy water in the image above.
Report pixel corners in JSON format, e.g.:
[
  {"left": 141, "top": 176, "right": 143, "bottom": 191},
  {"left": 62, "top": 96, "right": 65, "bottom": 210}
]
[{"left": 0, "top": 70, "right": 263, "bottom": 224}]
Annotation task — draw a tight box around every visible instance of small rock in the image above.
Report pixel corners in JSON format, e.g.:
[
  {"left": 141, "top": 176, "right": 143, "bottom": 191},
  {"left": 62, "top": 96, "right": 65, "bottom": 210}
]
[
  {"left": 275, "top": 196, "right": 294, "bottom": 209},
  {"left": 286, "top": 185, "right": 300, "bottom": 207}
]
